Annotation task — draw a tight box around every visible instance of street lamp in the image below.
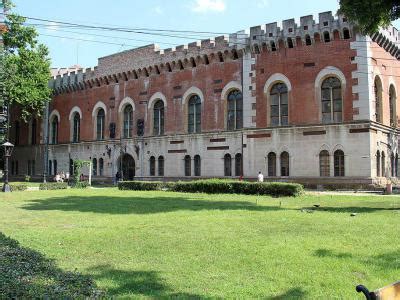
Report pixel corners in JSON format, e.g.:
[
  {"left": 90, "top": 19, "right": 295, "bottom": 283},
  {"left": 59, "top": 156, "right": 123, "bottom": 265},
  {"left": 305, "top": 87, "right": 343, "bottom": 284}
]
[{"left": 2, "top": 141, "right": 14, "bottom": 192}]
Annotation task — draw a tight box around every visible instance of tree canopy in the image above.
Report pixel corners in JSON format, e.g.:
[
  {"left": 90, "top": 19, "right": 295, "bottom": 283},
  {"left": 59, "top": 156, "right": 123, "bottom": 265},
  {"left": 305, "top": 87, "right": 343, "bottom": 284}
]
[{"left": 339, "top": 0, "right": 400, "bottom": 34}]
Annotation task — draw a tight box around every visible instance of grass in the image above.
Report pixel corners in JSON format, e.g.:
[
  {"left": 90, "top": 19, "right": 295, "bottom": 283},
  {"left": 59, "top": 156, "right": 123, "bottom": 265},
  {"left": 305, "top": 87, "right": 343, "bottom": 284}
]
[{"left": 0, "top": 188, "right": 399, "bottom": 298}]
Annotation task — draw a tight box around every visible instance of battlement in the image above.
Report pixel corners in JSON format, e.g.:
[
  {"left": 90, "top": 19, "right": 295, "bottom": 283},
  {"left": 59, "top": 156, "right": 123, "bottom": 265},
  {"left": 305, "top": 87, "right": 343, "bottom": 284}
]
[{"left": 370, "top": 25, "right": 400, "bottom": 59}]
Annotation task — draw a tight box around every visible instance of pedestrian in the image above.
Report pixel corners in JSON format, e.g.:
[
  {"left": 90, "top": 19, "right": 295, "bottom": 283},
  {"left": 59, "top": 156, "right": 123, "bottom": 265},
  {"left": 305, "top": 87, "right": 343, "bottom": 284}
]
[{"left": 257, "top": 171, "right": 264, "bottom": 182}]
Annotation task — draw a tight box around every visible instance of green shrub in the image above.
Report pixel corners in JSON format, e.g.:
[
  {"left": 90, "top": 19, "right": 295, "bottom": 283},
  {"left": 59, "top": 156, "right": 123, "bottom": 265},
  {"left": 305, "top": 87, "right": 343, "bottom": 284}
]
[
  {"left": 24, "top": 175, "right": 30, "bottom": 182},
  {"left": 9, "top": 183, "right": 28, "bottom": 192},
  {"left": 72, "top": 181, "right": 90, "bottom": 189},
  {"left": 119, "top": 179, "right": 303, "bottom": 197},
  {"left": 39, "top": 182, "right": 68, "bottom": 190}
]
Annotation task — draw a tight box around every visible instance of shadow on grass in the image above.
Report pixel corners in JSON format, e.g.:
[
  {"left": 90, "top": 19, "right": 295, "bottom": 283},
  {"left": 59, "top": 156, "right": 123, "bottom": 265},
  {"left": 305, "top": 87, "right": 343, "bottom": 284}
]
[
  {"left": 0, "top": 232, "right": 103, "bottom": 298},
  {"left": 22, "top": 195, "right": 285, "bottom": 215},
  {"left": 303, "top": 206, "right": 399, "bottom": 214},
  {"left": 268, "top": 287, "right": 307, "bottom": 299},
  {"left": 314, "top": 249, "right": 353, "bottom": 259}
]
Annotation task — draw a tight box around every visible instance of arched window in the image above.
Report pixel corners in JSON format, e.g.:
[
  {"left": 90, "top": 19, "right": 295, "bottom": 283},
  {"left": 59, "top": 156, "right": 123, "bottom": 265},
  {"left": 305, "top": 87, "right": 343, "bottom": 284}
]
[
  {"left": 381, "top": 152, "right": 386, "bottom": 177},
  {"left": 376, "top": 151, "right": 381, "bottom": 177},
  {"left": 321, "top": 77, "right": 342, "bottom": 123},
  {"left": 149, "top": 156, "right": 155, "bottom": 176},
  {"left": 53, "top": 160, "right": 57, "bottom": 175},
  {"left": 51, "top": 116, "right": 58, "bottom": 144},
  {"left": 153, "top": 100, "right": 165, "bottom": 135},
  {"left": 194, "top": 155, "right": 201, "bottom": 176},
  {"left": 49, "top": 160, "right": 52, "bottom": 176},
  {"left": 343, "top": 28, "right": 350, "bottom": 39},
  {"left": 374, "top": 77, "right": 383, "bottom": 123},
  {"left": 14, "top": 121, "right": 20, "bottom": 145},
  {"left": 123, "top": 105, "right": 133, "bottom": 138},
  {"left": 31, "top": 119, "right": 37, "bottom": 145},
  {"left": 69, "top": 159, "right": 74, "bottom": 175},
  {"left": 389, "top": 85, "right": 396, "bottom": 127},
  {"left": 72, "top": 113, "right": 80, "bottom": 142},
  {"left": 396, "top": 154, "right": 399, "bottom": 177},
  {"left": 287, "top": 38, "right": 294, "bottom": 48},
  {"left": 158, "top": 156, "right": 164, "bottom": 176},
  {"left": 227, "top": 90, "right": 243, "bottom": 130},
  {"left": 270, "top": 83, "right": 289, "bottom": 126},
  {"left": 270, "top": 41, "right": 277, "bottom": 51},
  {"left": 268, "top": 152, "right": 276, "bottom": 176},
  {"left": 391, "top": 153, "right": 395, "bottom": 177},
  {"left": 188, "top": 95, "right": 201, "bottom": 133},
  {"left": 97, "top": 108, "right": 105, "bottom": 140},
  {"left": 305, "top": 34, "right": 312, "bottom": 46},
  {"left": 323, "top": 31, "right": 330, "bottom": 42},
  {"left": 334, "top": 150, "right": 345, "bottom": 177},
  {"left": 280, "top": 152, "right": 289, "bottom": 176},
  {"left": 235, "top": 153, "right": 242, "bottom": 176},
  {"left": 99, "top": 158, "right": 104, "bottom": 176},
  {"left": 224, "top": 154, "right": 232, "bottom": 176},
  {"left": 319, "top": 150, "right": 330, "bottom": 176},
  {"left": 92, "top": 158, "right": 97, "bottom": 176},
  {"left": 184, "top": 155, "right": 191, "bottom": 176}
]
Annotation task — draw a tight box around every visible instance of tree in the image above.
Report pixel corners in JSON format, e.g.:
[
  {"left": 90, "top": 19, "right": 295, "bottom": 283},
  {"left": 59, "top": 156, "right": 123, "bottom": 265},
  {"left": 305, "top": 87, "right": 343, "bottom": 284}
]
[
  {"left": 339, "top": 0, "right": 400, "bottom": 35},
  {"left": 1, "top": 0, "right": 51, "bottom": 122}
]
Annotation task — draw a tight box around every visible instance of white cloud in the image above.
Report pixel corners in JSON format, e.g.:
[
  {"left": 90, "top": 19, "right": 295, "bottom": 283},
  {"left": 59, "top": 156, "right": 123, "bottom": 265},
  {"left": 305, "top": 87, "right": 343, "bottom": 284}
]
[
  {"left": 257, "top": 0, "right": 270, "bottom": 8},
  {"left": 47, "top": 21, "right": 60, "bottom": 32},
  {"left": 192, "top": 0, "right": 226, "bottom": 13}
]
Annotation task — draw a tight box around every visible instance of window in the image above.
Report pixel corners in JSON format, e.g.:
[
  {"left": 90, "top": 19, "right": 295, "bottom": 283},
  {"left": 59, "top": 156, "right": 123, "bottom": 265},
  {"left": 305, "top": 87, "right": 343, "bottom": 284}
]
[
  {"left": 149, "top": 156, "right": 155, "bottom": 176},
  {"left": 158, "top": 156, "right": 164, "bottom": 176},
  {"left": 235, "top": 153, "right": 242, "bottom": 176},
  {"left": 69, "top": 159, "right": 74, "bottom": 175},
  {"left": 224, "top": 154, "right": 232, "bottom": 176},
  {"left": 227, "top": 90, "right": 243, "bottom": 130},
  {"left": 323, "top": 31, "right": 330, "bottom": 42},
  {"left": 396, "top": 154, "right": 399, "bottom": 177},
  {"left": 381, "top": 152, "right": 386, "bottom": 177},
  {"left": 53, "top": 160, "right": 57, "bottom": 175},
  {"left": 270, "top": 83, "right": 289, "bottom": 126},
  {"left": 72, "top": 113, "right": 80, "bottom": 142},
  {"left": 305, "top": 34, "right": 312, "bottom": 46},
  {"left": 343, "top": 28, "right": 350, "bottom": 39},
  {"left": 194, "top": 155, "right": 201, "bottom": 176},
  {"left": 321, "top": 77, "right": 342, "bottom": 123},
  {"left": 389, "top": 85, "right": 396, "bottom": 127},
  {"left": 31, "top": 119, "right": 37, "bottom": 145},
  {"left": 123, "top": 105, "right": 133, "bottom": 138},
  {"left": 287, "top": 38, "right": 294, "bottom": 48},
  {"left": 153, "top": 100, "right": 164, "bottom": 135},
  {"left": 97, "top": 108, "right": 105, "bottom": 140},
  {"left": 280, "top": 152, "right": 289, "bottom": 176},
  {"left": 374, "top": 77, "right": 383, "bottom": 123},
  {"left": 14, "top": 121, "right": 20, "bottom": 145},
  {"left": 268, "top": 152, "right": 276, "bottom": 176},
  {"left": 334, "top": 150, "right": 345, "bottom": 177},
  {"left": 376, "top": 151, "right": 381, "bottom": 177},
  {"left": 188, "top": 95, "right": 201, "bottom": 133},
  {"left": 184, "top": 155, "right": 191, "bottom": 176},
  {"left": 92, "top": 158, "right": 97, "bottom": 176},
  {"left": 270, "top": 41, "right": 277, "bottom": 51},
  {"left": 319, "top": 150, "right": 330, "bottom": 176},
  {"left": 49, "top": 160, "right": 52, "bottom": 176},
  {"left": 99, "top": 158, "right": 104, "bottom": 176},
  {"left": 51, "top": 116, "right": 58, "bottom": 144},
  {"left": 391, "top": 153, "right": 395, "bottom": 177}
]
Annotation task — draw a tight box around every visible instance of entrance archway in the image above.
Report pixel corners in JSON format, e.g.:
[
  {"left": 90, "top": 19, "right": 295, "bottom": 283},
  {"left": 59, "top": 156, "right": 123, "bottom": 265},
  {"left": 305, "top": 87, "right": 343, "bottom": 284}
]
[{"left": 119, "top": 153, "right": 135, "bottom": 180}]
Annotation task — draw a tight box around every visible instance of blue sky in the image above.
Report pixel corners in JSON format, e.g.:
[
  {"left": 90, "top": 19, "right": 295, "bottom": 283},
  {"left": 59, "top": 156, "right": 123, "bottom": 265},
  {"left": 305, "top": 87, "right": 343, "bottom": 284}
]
[{"left": 11, "top": 0, "right": 400, "bottom": 68}]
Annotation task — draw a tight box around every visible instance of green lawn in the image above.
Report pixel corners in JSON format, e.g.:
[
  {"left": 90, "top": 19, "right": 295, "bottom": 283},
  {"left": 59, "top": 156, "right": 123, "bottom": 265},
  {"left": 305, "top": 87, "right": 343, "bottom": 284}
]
[{"left": 0, "top": 189, "right": 399, "bottom": 298}]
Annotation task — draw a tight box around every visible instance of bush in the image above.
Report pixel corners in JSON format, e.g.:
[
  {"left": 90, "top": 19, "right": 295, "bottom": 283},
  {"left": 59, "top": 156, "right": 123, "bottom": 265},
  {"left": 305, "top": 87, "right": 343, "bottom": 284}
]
[
  {"left": 39, "top": 182, "right": 68, "bottom": 190},
  {"left": 24, "top": 175, "right": 30, "bottom": 182},
  {"left": 71, "top": 181, "right": 90, "bottom": 189},
  {"left": 119, "top": 179, "right": 303, "bottom": 197},
  {"left": 9, "top": 183, "right": 28, "bottom": 192}
]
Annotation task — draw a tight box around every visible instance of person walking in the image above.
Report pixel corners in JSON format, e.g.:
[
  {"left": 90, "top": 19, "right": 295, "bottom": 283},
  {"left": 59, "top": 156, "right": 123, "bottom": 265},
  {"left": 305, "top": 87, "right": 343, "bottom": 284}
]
[{"left": 257, "top": 171, "right": 264, "bottom": 182}]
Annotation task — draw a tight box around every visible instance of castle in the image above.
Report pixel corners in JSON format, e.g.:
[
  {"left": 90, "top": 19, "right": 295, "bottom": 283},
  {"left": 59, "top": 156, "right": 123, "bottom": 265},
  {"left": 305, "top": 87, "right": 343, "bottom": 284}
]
[{"left": 9, "top": 11, "right": 400, "bottom": 187}]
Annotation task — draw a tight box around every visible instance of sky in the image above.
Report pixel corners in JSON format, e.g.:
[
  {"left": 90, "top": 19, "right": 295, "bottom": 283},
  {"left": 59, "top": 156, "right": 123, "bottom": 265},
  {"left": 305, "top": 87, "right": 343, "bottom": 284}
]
[{"left": 10, "top": 0, "right": 400, "bottom": 68}]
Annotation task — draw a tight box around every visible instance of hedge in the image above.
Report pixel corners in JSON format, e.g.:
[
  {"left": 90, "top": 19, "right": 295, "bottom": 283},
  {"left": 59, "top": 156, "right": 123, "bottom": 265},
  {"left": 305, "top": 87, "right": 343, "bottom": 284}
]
[
  {"left": 9, "top": 183, "right": 28, "bottom": 192},
  {"left": 71, "top": 181, "right": 90, "bottom": 189},
  {"left": 39, "top": 182, "right": 68, "bottom": 190},
  {"left": 118, "top": 179, "right": 303, "bottom": 197}
]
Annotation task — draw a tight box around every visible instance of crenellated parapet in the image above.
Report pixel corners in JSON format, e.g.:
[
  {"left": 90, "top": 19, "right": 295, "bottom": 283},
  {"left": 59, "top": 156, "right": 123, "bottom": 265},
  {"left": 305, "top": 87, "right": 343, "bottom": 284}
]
[{"left": 370, "top": 26, "right": 400, "bottom": 59}]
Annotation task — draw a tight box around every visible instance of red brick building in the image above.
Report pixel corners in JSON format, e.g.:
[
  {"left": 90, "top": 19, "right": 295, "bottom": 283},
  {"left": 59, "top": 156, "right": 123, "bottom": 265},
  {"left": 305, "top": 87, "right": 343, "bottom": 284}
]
[{"left": 9, "top": 11, "right": 400, "bottom": 187}]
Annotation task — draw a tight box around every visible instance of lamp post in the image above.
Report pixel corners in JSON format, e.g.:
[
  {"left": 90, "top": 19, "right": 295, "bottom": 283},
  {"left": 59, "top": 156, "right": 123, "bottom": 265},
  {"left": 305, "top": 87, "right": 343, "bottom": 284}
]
[{"left": 2, "top": 141, "right": 14, "bottom": 192}]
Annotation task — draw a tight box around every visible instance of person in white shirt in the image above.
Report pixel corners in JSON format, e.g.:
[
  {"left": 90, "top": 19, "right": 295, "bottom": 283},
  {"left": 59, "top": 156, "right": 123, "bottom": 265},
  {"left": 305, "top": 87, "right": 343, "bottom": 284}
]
[{"left": 257, "top": 171, "right": 264, "bottom": 182}]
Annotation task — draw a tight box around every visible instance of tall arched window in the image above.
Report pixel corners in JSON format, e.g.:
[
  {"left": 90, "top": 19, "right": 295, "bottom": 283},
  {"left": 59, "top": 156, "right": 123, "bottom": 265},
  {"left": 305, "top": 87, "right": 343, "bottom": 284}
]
[
  {"left": 194, "top": 155, "right": 201, "bottom": 176},
  {"left": 376, "top": 151, "right": 381, "bottom": 177},
  {"left": 31, "top": 119, "right": 37, "bottom": 145},
  {"left": 72, "top": 113, "right": 80, "bottom": 142},
  {"left": 53, "top": 160, "right": 58, "bottom": 175},
  {"left": 374, "top": 77, "right": 383, "bottom": 123},
  {"left": 123, "top": 105, "right": 133, "bottom": 138},
  {"left": 99, "top": 158, "right": 104, "bottom": 176},
  {"left": 51, "top": 116, "right": 58, "bottom": 144},
  {"left": 305, "top": 34, "right": 312, "bottom": 46},
  {"left": 224, "top": 154, "right": 232, "bottom": 176},
  {"left": 268, "top": 152, "right": 276, "bottom": 176},
  {"left": 149, "top": 156, "right": 155, "bottom": 176},
  {"left": 235, "top": 153, "right": 242, "bottom": 176},
  {"left": 334, "top": 150, "right": 345, "bottom": 177},
  {"left": 270, "top": 83, "right": 288, "bottom": 126},
  {"left": 158, "top": 156, "right": 164, "bottom": 176},
  {"left": 381, "top": 152, "right": 386, "bottom": 177},
  {"left": 389, "top": 85, "right": 396, "bottom": 127},
  {"left": 227, "top": 90, "right": 243, "bottom": 130},
  {"left": 319, "top": 150, "right": 330, "bottom": 177},
  {"left": 48, "top": 160, "right": 52, "bottom": 176},
  {"left": 280, "top": 152, "right": 289, "bottom": 176},
  {"left": 391, "top": 153, "right": 395, "bottom": 177},
  {"left": 321, "top": 77, "right": 342, "bottom": 123},
  {"left": 153, "top": 100, "right": 165, "bottom": 136},
  {"left": 184, "top": 155, "right": 191, "bottom": 176},
  {"left": 92, "top": 158, "right": 97, "bottom": 176},
  {"left": 396, "top": 154, "right": 399, "bottom": 177},
  {"left": 97, "top": 108, "right": 105, "bottom": 140},
  {"left": 188, "top": 95, "right": 201, "bottom": 133},
  {"left": 343, "top": 28, "right": 350, "bottom": 39}
]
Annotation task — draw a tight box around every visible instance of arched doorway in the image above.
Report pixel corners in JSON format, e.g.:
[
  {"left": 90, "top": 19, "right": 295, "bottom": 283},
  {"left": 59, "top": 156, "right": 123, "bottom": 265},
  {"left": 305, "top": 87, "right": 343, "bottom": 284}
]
[{"left": 119, "top": 154, "right": 135, "bottom": 180}]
